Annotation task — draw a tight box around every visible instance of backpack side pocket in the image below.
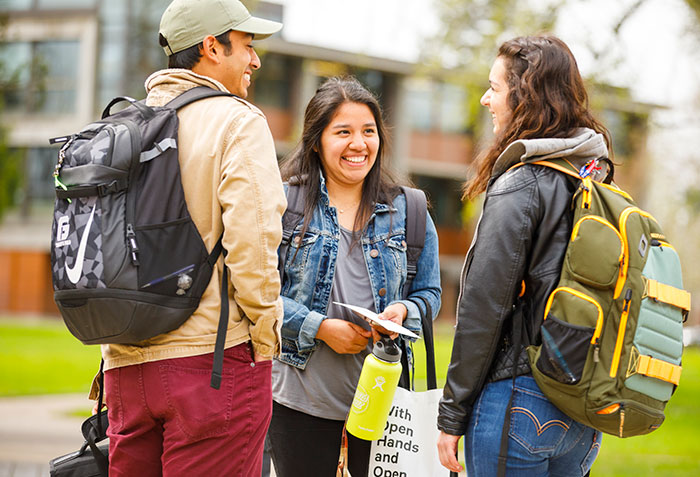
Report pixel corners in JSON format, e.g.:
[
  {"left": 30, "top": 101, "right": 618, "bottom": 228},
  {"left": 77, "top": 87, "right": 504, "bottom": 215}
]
[{"left": 565, "top": 216, "right": 623, "bottom": 289}]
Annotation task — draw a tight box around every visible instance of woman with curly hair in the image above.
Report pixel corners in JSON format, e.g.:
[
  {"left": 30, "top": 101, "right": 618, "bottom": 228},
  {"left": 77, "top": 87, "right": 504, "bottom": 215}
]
[{"left": 437, "top": 35, "right": 609, "bottom": 476}]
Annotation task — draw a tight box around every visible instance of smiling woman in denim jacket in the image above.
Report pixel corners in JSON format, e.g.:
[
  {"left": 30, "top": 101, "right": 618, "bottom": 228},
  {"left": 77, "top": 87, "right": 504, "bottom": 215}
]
[{"left": 267, "top": 76, "right": 441, "bottom": 477}]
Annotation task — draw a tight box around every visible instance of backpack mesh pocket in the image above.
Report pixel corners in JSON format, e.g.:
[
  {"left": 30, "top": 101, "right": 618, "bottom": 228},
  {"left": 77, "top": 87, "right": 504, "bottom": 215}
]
[
  {"left": 537, "top": 287, "right": 603, "bottom": 384},
  {"left": 537, "top": 316, "right": 593, "bottom": 384}
]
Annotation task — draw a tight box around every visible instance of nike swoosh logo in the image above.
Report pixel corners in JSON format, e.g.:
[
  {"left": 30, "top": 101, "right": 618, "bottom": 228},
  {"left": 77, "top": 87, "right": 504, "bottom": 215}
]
[{"left": 66, "top": 204, "right": 96, "bottom": 284}]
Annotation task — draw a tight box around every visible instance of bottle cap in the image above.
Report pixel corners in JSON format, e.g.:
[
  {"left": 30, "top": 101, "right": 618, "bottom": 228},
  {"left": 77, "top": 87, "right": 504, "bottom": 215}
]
[{"left": 372, "top": 335, "right": 401, "bottom": 363}]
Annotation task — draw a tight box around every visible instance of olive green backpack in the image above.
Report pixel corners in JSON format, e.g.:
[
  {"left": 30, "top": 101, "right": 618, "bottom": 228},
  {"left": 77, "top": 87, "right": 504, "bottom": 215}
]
[{"left": 526, "top": 158, "right": 690, "bottom": 438}]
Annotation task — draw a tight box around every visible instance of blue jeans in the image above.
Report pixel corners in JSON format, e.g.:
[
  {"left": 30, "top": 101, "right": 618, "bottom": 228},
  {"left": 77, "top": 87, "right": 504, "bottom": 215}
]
[{"left": 465, "top": 375, "right": 601, "bottom": 476}]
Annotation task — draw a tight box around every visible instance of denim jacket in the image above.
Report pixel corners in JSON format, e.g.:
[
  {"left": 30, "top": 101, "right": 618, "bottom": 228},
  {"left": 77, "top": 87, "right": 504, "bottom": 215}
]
[{"left": 277, "top": 176, "right": 442, "bottom": 369}]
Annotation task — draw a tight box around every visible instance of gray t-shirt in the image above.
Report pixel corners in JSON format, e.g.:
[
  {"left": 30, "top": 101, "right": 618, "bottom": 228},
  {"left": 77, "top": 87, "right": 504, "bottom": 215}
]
[{"left": 272, "top": 226, "right": 375, "bottom": 420}]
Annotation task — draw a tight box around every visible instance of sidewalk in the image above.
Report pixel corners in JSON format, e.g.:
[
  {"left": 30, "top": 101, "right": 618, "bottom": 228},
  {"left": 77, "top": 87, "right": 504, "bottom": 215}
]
[
  {"left": 0, "top": 394, "right": 92, "bottom": 476},
  {"left": 0, "top": 394, "right": 464, "bottom": 476}
]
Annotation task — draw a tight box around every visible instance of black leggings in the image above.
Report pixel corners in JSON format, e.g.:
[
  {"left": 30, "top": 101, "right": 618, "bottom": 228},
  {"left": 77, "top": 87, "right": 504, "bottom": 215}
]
[{"left": 267, "top": 401, "right": 371, "bottom": 477}]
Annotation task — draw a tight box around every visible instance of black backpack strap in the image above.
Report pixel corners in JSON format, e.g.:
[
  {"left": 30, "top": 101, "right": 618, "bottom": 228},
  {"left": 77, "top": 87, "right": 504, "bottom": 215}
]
[
  {"left": 101, "top": 86, "right": 233, "bottom": 121},
  {"left": 278, "top": 182, "right": 306, "bottom": 279},
  {"left": 417, "top": 296, "right": 437, "bottom": 390},
  {"left": 101, "top": 95, "right": 154, "bottom": 119},
  {"left": 400, "top": 186, "right": 427, "bottom": 297},
  {"left": 397, "top": 187, "right": 429, "bottom": 390},
  {"left": 96, "top": 359, "right": 105, "bottom": 435},
  {"left": 161, "top": 86, "right": 234, "bottom": 389},
  {"left": 209, "top": 237, "right": 229, "bottom": 389},
  {"left": 166, "top": 86, "right": 235, "bottom": 110},
  {"left": 497, "top": 301, "right": 526, "bottom": 477}
]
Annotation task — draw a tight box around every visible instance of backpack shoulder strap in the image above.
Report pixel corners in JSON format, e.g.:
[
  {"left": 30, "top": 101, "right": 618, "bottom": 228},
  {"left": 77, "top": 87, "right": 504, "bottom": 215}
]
[
  {"left": 278, "top": 182, "right": 306, "bottom": 278},
  {"left": 510, "top": 157, "right": 615, "bottom": 184},
  {"left": 506, "top": 158, "right": 581, "bottom": 180},
  {"left": 166, "top": 86, "right": 235, "bottom": 110},
  {"left": 400, "top": 186, "right": 427, "bottom": 298},
  {"left": 397, "top": 187, "right": 432, "bottom": 392},
  {"left": 282, "top": 183, "right": 305, "bottom": 244},
  {"left": 530, "top": 158, "right": 582, "bottom": 179},
  {"left": 164, "top": 85, "right": 235, "bottom": 390}
]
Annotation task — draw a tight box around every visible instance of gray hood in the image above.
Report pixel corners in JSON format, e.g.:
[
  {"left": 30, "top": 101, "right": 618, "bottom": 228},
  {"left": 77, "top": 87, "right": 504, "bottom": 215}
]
[{"left": 491, "top": 128, "right": 608, "bottom": 178}]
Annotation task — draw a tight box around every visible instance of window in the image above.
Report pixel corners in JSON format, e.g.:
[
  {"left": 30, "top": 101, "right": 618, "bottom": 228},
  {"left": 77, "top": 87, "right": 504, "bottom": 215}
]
[
  {"left": 405, "top": 78, "right": 433, "bottom": 131},
  {"left": 412, "top": 175, "right": 465, "bottom": 229},
  {"left": 602, "top": 109, "right": 647, "bottom": 158},
  {"left": 404, "top": 78, "right": 469, "bottom": 134},
  {"left": 1, "top": 0, "right": 33, "bottom": 9},
  {"left": 439, "top": 83, "right": 467, "bottom": 134},
  {"left": 352, "top": 69, "right": 384, "bottom": 99},
  {"left": 25, "top": 147, "right": 56, "bottom": 203},
  {"left": 251, "top": 1, "right": 284, "bottom": 24},
  {"left": 251, "top": 53, "right": 292, "bottom": 109},
  {"left": 1, "top": 0, "right": 97, "bottom": 9},
  {"left": 1, "top": 40, "right": 80, "bottom": 115}
]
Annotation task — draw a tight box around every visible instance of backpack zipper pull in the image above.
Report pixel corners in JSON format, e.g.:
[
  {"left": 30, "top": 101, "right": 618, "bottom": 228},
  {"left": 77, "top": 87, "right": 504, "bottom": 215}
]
[
  {"left": 619, "top": 404, "right": 625, "bottom": 437},
  {"left": 593, "top": 338, "right": 600, "bottom": 362},
  {"left": 126, "top": 224, "right": 140, "bottom": 265},
  {"left": 54, "top": 176, "right": 72, "bottom": 204},
  {"left": 623, "top": 288, "right": 633, "bottom": 311}
]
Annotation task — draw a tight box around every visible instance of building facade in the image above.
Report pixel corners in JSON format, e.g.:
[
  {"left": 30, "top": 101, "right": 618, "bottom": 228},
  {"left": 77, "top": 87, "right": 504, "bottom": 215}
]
[{"left": 0, "top": 0, "right": 651, "bottom": 320}]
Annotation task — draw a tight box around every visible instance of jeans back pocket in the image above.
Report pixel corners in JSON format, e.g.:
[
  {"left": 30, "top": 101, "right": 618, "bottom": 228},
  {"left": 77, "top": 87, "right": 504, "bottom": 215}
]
[{"left": 509, "top": 381, "right": 573, "bottom": 455}]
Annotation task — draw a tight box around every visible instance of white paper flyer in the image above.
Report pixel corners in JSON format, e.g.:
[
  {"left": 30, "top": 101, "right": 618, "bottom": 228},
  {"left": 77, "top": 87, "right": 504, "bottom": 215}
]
[{"left": 333, "top": 302, "right": 419, "bottom": 339}]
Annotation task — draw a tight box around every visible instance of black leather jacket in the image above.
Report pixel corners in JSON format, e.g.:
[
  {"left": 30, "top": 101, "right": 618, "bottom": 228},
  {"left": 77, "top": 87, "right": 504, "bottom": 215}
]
[{"left": 437, "top": 163, "right": 579, "bottom": 436}]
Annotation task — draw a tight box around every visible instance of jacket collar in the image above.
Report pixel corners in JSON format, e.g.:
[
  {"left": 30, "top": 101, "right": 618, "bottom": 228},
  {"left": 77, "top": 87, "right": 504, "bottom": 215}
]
[
  {"left": 143, "top": 69, "right": 259, "bottom": 112},
  {"left": 491, "top": 127, "right": 608, "bottom": 179}
]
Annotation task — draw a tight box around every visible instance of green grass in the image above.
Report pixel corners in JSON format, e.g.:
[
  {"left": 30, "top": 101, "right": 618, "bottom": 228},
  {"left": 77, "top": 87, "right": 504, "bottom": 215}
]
[
  {"left": 0, "top": 317, "right": 101, "bottom": 396},
  {"left": 2, "top": 317, "right": 699, "bottom": 474},
  {"left": 411, "top": 320, "right": 700, "bottom": 476},
  {"left": 591, "top": 346, "right": 700, "bottom": 476}
]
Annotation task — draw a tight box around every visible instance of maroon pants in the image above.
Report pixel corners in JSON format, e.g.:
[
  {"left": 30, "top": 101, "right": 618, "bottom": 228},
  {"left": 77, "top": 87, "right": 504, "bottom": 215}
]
[{"left": 104, "top": 342, "right": 272, "bottom": 477}]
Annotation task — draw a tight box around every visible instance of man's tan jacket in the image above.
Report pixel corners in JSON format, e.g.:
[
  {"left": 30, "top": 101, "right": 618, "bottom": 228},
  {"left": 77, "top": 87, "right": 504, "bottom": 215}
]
[{"left": 101, "top": 69, "right": 285, "bottom": 371}]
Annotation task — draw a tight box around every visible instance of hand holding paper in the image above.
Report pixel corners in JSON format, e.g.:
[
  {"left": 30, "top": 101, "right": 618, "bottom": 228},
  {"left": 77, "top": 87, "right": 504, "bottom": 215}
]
[{"left": 333, "top": 302, "right": 419, "bottom": 339}]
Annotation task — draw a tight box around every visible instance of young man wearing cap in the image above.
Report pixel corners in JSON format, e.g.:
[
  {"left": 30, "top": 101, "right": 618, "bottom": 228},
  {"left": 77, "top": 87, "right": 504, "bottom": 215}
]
[{"left": 98, "top": 1, "right": 285, "bottom": 475}]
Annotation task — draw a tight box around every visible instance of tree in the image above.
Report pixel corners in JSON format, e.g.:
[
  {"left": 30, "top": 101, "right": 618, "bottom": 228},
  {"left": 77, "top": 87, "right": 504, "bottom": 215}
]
[
  {"left": 685, "top": 0, "right": 700, "bottom": 26},
  {"left": 422, "top": 0, "right": 564, "bottom": 135},
  {"left": 423, "top": 0, "right": 700, "bottom": 134}
]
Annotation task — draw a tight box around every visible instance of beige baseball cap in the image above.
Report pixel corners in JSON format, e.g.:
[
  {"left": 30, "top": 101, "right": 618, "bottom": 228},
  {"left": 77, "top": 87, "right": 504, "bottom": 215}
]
[{"left": 159, "top": 0, "right": 282, "bottom": 55}]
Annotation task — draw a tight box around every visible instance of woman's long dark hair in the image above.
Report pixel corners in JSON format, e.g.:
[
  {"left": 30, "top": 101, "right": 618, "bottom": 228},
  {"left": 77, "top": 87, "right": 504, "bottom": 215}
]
[
  {"left": 464, "top": 35, "right": 612, "bottom": 199},
  {"left": 280, "top": 76, "right": 400, "bottom": 238}
]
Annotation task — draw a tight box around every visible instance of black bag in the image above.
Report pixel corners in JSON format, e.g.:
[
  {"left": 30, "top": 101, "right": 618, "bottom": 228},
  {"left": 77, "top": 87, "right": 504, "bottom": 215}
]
[
  {"left": 49, "top": 87, "right": 236, "bottom": 388},
  {"left": 49, "top": 411, "right": 109, "bottom": 477}
]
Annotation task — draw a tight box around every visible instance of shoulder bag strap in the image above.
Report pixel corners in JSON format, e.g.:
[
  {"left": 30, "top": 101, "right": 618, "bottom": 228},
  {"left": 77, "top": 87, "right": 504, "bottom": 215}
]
[
  {"left": 81, "top": 408, "right": 109, "bottom": 476},
  {"left": 414, "top": 295, "right": 437, "bottom": 390}
]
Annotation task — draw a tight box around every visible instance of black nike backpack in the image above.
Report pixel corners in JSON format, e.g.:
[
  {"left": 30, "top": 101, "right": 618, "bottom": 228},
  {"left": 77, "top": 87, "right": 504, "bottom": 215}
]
[{"left": 50, "top": 86, "right": 235, "bottom": 388}]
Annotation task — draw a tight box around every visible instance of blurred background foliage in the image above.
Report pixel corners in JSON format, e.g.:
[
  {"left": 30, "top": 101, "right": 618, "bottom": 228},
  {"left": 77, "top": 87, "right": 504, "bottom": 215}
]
[{"left": 0, "top": 15, "right": 23, "bottom": 222}]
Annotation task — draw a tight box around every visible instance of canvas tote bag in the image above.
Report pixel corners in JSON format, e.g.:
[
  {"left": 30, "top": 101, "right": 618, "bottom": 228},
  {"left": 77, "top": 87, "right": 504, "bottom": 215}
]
[{"left": 368, "top": 297, "right": 453, "bottom": 477}]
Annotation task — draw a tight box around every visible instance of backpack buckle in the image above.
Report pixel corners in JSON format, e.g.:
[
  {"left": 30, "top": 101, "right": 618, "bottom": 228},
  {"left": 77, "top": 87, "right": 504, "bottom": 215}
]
[{"left": 97, "top": 179, "right": 127, "bottom": 196}]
